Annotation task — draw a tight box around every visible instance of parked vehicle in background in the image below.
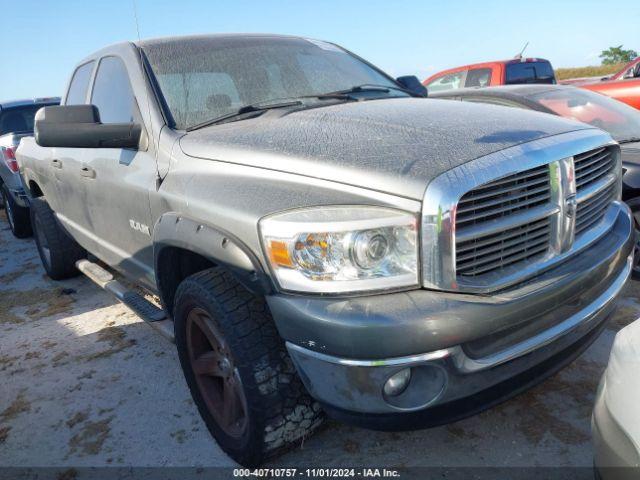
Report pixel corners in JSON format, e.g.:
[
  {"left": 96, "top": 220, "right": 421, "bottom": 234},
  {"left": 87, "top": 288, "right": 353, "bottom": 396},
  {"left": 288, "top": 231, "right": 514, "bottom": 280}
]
[
  {"left": 423, "top": 58, "right": 556, "bottom": 92},
  {"left": 600, "top": 57, "right": 640, "bottom": 82},
  {"left": 17, "top": 34, "right": 633, "bottom": 466},
  {"left": 581, "top": 78, "right": 640, "bottom": 110},
  {"left": 608, "top": 57, "right": 640, "bottom": 80},
  {"left": 0, "top": 97, "right": 60, "bottom": 237},
  {"left": 592, "top": 318, "right": 640, "bottom": 479},
  {"left": 561, "top": 59, "right": 640, "bottom": 86},
  {"left": 430, "top": 84, "right": 640, "bottom": 277},
  {"left": 560, "top": 59, "right": 640, "bottom": 109}
]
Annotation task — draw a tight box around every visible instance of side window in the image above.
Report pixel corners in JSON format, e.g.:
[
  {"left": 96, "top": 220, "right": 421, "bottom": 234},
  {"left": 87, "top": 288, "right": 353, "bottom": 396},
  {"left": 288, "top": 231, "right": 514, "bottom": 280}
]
[
  {"left": 426, "top": 71, "right": 464, "bottom": 92},
  {"left": 465, "top": 68, "right": 492, "bottom": 88},
  {"left": 65, "top": 62, "right": 95, "bottom": 105},
  {"left": 91, "top": 56, "right": 136, "bottom": 123}
]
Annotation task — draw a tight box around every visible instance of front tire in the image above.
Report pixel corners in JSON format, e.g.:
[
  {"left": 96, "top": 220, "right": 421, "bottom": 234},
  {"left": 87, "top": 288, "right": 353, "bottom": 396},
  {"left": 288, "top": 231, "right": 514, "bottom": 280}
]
[
  {"left": 2, "top": 185, "right": 32, "bottom": 238},
  {"left": 30, "top": 197, "right": 85, "bottom": 280},
  {"left": 174, "top": 267, "right": 323, "bottom": 466}
]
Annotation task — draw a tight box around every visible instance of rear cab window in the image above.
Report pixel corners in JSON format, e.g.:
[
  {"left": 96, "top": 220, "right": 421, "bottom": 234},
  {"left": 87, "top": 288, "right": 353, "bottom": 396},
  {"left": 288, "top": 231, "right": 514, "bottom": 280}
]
[
  {"left": 65, "top": 61, "right": 95, "bottom": 105},
  {"left": 505, "top": 61, "right": 555, "bottom": 85}
]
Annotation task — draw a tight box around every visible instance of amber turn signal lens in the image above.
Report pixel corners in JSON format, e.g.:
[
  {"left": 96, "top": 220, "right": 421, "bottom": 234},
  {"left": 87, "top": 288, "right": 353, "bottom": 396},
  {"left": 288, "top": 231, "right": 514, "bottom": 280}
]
[{"left": 268, "top": 240, "right": 293, "bottom": 267}]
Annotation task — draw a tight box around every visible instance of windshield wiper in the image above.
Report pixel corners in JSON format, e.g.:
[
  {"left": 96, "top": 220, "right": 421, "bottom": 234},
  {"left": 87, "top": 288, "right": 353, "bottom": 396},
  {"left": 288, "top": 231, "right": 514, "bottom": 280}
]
[
  {"left": 619, "top": 138, "right": 640, "bottom": 144},
  {"left": 315, "top": 84, "right": 416, "bottom": 98},
  {"left": 186, "top": 100, "right": 303, "bottom": 131}
]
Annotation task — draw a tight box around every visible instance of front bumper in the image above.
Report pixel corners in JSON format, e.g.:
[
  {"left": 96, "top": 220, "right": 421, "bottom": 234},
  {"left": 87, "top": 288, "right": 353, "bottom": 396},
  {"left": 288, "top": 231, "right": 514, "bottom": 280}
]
[{"left": 268, "top": 202, "right": 633, "bottom": 423}]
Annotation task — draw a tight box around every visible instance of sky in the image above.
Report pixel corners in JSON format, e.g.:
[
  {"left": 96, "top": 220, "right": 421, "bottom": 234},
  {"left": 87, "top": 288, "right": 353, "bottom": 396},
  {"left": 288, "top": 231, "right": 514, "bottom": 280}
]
[{"left": 2, "top": 0, "right": 639, "bottom": 100}]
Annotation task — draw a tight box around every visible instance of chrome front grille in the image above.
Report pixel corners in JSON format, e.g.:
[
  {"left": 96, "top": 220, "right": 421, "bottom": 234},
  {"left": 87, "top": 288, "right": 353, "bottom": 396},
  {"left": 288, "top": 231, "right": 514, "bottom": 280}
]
[
  {"left": 451, "top": 144, "right": 619, "bottom": 283},
  {"left": 574, "top": 147, "right": 617, "bottom": 236},
  {"left": 456, "top": 165, "right": 551, "bottom": 228},
  {"left": 420, "top": 130, "right": 621, "bottom": 293},
  {"left": 456, "top": 218, "right": 551, "bottom": 277},
  {"left": 453, "top": 145, "right": 619, "bottom": 280},
  {"left": 455, "top": 166, "right": 552, "bottom": 277},
  {"left": 576, "top": 183, "right": 616, "bottom": 235},
  {"left": 575, "top": 147, "right": 615, "bottom": 189}
]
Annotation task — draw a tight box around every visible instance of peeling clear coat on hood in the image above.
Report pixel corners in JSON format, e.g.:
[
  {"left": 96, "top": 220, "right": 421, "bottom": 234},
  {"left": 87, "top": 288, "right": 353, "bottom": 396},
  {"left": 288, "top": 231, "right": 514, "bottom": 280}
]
[{"left": 179, "top": 98, "right": 594, "bottom": 200}]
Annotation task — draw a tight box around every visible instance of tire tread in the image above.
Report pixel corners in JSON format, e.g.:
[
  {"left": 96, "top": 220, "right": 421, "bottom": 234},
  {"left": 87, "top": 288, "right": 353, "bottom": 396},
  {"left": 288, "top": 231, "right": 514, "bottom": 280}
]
[{"left": 174, "top": 267, "right": 323, "bottom": 466}]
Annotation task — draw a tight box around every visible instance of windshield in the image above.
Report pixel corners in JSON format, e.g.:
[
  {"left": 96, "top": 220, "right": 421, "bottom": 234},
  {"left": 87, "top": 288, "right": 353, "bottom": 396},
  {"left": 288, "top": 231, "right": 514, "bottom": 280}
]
[
  {"left": 529, "top": 88, "right": 640, "bottom": 142},
  {"left": 141, "top": 36, "right": 403, "bottom": 130}
]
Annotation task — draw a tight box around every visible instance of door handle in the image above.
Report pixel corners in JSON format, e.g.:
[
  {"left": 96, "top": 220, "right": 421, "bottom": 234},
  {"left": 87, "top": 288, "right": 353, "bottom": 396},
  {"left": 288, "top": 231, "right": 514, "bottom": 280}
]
[
  {"left": 80, "top": 165, "right": 96, "bottom": 178},
  {"left": 51, "top": 159, "right": 62, "bottom": 169}
]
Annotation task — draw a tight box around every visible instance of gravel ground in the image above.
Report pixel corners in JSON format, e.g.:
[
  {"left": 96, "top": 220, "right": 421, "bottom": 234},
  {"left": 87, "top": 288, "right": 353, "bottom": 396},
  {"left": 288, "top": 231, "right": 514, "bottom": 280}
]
[{"left": 1, "top": 213, "right": 639, "bottom": 474}]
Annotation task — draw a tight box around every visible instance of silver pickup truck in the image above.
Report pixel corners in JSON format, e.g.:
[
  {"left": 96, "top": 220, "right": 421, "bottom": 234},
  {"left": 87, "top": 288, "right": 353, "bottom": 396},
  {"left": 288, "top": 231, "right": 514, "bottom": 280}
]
[{"left": 17, "top": 34, "right": 633, "bottom": 466}]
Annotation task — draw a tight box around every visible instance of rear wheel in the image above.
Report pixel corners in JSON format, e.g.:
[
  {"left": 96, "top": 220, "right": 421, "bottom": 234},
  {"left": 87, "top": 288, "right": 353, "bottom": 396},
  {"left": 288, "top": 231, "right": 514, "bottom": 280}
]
[
  {"left": 1, "top": 185, "right": 32, "bottom": 238},
  {"left": 174, "top": 267, "right": 323, "bottom": 466},
  {"left": 30, "top": 197, "right": 85, "bottom": 280}
]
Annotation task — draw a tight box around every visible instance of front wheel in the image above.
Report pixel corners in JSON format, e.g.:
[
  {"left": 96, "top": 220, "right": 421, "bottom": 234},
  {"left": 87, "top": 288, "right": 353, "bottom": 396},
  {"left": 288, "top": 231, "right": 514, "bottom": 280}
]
[
  {"left": 2, "top": 185, "right": 32, "bottom": 238},
  {"left": 173, "top": 267, "right": 323, "bottom": 466}
]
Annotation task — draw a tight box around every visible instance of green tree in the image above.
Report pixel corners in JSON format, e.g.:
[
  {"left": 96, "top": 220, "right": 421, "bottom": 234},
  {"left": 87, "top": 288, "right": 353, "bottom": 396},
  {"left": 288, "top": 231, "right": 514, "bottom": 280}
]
[{"left": 599, "top": 45, "right": 638, "bottom": 65}]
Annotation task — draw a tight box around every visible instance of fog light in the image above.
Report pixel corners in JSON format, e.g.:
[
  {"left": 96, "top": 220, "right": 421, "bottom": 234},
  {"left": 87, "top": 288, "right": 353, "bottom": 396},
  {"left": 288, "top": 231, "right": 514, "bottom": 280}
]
[{"left": 383, "top": 368, "right": 411, "bottom": 397}]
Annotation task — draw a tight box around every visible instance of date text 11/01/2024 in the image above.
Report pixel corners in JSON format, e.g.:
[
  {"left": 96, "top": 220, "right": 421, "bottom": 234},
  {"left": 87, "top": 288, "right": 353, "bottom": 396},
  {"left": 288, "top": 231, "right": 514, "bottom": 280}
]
[{"left": 233, "top": 468, "right": 401, "bottom": 478}]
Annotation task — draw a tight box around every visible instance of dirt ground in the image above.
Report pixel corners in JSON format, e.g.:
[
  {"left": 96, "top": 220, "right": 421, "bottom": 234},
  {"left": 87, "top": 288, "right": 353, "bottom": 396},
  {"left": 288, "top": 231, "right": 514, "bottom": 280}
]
[{"left": 1, "top": 214, "right": 639, "bottom": 473}]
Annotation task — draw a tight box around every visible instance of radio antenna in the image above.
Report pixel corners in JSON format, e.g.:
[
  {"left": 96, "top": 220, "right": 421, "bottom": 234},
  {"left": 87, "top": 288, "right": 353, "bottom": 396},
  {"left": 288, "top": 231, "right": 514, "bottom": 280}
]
[
  {"left": 132, "top": 0, "right": 141, "bottom": 41},
  {"left": 515, "top": 41, "right": 529, "bottom": 60},
  {"left": 130, "top": 0, "right": 162, "bottom": 186}
]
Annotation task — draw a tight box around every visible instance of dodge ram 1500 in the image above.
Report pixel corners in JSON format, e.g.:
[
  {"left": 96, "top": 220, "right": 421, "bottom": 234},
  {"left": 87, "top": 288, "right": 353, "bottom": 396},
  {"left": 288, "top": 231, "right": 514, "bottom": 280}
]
[{"left": 17, "top": 34, "right": 633, "bottom": 466}]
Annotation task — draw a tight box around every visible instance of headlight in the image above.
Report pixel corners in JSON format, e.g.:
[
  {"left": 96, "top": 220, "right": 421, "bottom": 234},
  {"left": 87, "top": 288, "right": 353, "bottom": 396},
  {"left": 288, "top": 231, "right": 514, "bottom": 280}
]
[{"left": 260, "top": 206, "right": 419, "bottom": 293}]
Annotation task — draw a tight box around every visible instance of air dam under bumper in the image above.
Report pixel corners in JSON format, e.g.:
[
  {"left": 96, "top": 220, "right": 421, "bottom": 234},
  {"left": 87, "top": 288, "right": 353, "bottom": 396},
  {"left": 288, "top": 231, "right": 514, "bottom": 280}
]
[{"left": 268, "top": 202, "right": 633, "bottom": 426}]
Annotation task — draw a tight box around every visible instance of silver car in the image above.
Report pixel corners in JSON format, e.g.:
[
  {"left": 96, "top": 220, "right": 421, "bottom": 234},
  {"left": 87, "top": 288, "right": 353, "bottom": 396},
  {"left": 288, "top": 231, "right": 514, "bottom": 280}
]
[
  {"left": 0, "top": 97, "right": 59, "bottom": 237},
  {"left": 593, "top": 319, "right": 640, "bottom": 479}
]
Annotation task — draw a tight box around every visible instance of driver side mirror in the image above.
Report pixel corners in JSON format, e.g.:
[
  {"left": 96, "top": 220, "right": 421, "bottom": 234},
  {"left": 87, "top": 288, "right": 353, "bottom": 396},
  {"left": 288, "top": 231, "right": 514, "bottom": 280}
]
[
  {"left": 396, "top": 76, "right": 428, "bottom": 97},
  {"left": 634, "top": 63, "right": 640, "bottom": 78},
  {"left": 35, "top": 105, "right": 142, "bottom": 149}
]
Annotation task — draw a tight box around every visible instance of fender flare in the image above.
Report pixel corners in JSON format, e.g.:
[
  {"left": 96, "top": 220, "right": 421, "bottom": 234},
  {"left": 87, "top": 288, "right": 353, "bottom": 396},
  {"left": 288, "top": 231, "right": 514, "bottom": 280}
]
[{"left": 153, "top": 213, "right": 272, "bottom": 299}]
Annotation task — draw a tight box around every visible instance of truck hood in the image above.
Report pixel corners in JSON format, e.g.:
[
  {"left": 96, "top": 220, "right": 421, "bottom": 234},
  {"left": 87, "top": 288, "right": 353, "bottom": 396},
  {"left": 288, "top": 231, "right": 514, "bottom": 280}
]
[{"left": 180, "top": 98, "right": 592, "bottom": 200}]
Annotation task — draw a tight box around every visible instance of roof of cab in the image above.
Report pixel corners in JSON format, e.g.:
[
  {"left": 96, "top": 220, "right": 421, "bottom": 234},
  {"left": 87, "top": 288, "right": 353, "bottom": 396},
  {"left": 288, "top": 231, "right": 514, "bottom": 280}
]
[
  {"left": 135, "top": 33, "right": 309, "bottom": 48},
  {"left": 73, "top": 34, "right": 319, "bottom": 67}
]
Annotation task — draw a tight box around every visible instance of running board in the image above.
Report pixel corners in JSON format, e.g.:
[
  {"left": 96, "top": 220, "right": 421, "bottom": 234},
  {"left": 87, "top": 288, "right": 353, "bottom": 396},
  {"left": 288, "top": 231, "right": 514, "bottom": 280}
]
[{"left": 76, "top": 259, "right": 174, "bottom": 342}]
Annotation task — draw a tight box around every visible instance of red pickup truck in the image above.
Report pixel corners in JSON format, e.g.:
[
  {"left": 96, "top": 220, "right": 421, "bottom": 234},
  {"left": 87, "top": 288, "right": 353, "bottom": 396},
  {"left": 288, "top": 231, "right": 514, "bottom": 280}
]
[
  {"left": 605, "top": 57, "right": 640, "bottom": 81},
  {"left": 423, "top": 58, "right": 556, "bottom": 93}
]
